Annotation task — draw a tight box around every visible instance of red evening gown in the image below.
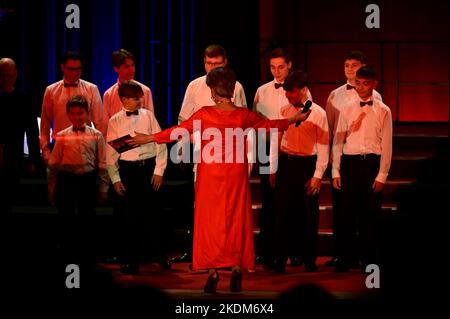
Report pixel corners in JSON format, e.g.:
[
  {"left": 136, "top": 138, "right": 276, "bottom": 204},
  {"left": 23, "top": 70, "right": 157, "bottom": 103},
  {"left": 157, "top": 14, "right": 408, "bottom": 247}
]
[{"left": 154, "top": 106, "right": 289, "bottom": 270}]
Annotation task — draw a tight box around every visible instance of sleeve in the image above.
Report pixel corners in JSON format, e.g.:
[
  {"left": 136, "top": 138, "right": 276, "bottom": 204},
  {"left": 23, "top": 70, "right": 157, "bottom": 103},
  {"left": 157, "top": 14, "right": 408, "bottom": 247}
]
[
  {"left": 244, "top": 110, "right": 290, "bottom": 131},
  {"left": 144, "top": 86, "right": 155, "bottom": 114},
  {"left": 90, "top": 86, "right": 107, "bottom": 138},
  {"left": 40, "top": 88, "right": 53, "bottom": 161},
  {"left": 313, "top": 112, "right": 330, "bottom": 179},
  {"left": 149, "top": 114, "right": 168, "bottom": 176},
  {"left": 234, "top": 82, "right": 247, "bottom": 107},
  {"left": 375, "top": 109, "right": 393, "bottom": 183},
  {"left": 105, "top": 119, "right": 121, "bottom": 184},
  {"left": 47, "top": 134, "right": 63, "bottom": 194},
  {"left": 103, "top": 90, "right": 112, "bottom": 121},
  {"left": 253, "top": 88, "right": 263, "bottom": 116},
  {"left": 178, "top": 82, "right": 196, "bottom": 123},
  {"left": 96, "top": 133, "right": 110, "bottom": 193},
  {"left": 331, "top": 112, "right": 347, "bottom": 179},
  {"left": 154, "top": 109, "right": 204, "bottom": 144},
  {"left": 325, "top": 91, "right": 337, "bottom": 141}
]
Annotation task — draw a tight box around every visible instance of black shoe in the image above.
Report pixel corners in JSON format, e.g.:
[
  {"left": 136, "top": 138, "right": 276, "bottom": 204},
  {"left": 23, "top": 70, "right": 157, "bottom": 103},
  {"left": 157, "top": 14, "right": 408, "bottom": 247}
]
[
  {"left": 255, "top": 255, "right": 264, "bottom": 265},
  {"left": 305, "top": 263, "right": 318, "bottom": 272},
  {"left": 158, "top": 259, "right": 172, "bottom": 270},
  {"left": 289, "top": 256, "right": 304, "bottom": 267},
  {"left": 170, "top": 252, "right": 192, "bottom": 263},
  {"left": 272, "top": 259, "right": 286, "bottom": 273},
  {"left": 120, "top": 263, "right": 139, "bottom": 275},
  {"left": 204, "top": 271, "right": 219, "bottom": 293},
  {"left": 325, "top": 257, "right": 338, "bottom": 267},
  {"left": 230, "top": 269, "right": 242, "bottom": 292},
  {"left": 350, "top": 259, "right": 361, "bottom": 269},
  {"left": 335, "top": 261, "right": 350, "bottom": 273}
]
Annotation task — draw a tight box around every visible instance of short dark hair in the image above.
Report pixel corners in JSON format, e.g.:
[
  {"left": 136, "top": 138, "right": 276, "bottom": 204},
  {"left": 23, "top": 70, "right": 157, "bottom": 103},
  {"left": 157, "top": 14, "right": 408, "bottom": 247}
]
[
  {"left": 344, "top": 50, "right": 367, "bottom": 64},
  {"left": 66, "top": 95, "right": 88, "bottom": 113},
  {"left": 112, "top": 48, "right": 135, "bottom": 68},
  {"left": 356, "top": 66, "right": 377, "bottom": 80},
  {"left": 62, "top": 51, "right": 82, "bottom": 65},
  {"left": 206, "top": 67, "right": 236, "bottom": 99},
  {"left": 118, "top": 80, "right": 144, "bottom": 99},
  {"left": 204, "top": 44, "right": 227, "bottom": 60},
  {"left": 269, "top": 48, "right": 292, "bottom": 64},
  {"left": 283, "top": 70, "right": 308, "bottom": 91}
]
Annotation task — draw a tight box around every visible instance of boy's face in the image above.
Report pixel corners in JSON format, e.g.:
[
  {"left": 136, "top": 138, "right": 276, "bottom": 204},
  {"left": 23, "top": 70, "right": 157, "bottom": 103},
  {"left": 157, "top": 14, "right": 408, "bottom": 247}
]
[
  {"left": 67, "top": 106, "right": 88, "bottom": 128},
  {"left": 270, "top": 57, "right": 292, "bottom": 83},
  {"left": 121, "top": 95, "right": 143, "bottom": 111},
  {"left": 344, "top": 59, "right": 364, "bottom": 81},
  {"left": 114, "top": 58, "right": 135, "bottom": 82},
  {"left": 285, "top": 87, "right": 308, "bottom": 107},
  {"left": 355, "top": 76, "right": 377, "bottom": 100}
]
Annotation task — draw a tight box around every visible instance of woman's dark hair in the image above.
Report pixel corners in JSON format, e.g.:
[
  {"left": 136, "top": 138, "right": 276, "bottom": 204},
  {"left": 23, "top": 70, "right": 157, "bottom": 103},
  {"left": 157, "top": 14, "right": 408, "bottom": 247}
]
[{"left": 206, "top": 67, "right": 236, "bottom": 99}]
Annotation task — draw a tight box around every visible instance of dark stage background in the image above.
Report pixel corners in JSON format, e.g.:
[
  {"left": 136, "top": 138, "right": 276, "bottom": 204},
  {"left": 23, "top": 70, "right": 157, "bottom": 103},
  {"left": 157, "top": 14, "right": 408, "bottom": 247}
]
[{"left": 0, "top": 0, "right": 448, "bottom": 126}]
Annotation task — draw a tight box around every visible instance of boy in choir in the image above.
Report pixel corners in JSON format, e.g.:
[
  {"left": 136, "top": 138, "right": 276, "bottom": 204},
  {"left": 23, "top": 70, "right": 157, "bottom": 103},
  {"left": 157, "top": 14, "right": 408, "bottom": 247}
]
[
  {"left": 331, "top": 66, "right": 392, "bottom": 272},
  {"left": 106, "top": 80, "right": 169, "bottom": 274}
]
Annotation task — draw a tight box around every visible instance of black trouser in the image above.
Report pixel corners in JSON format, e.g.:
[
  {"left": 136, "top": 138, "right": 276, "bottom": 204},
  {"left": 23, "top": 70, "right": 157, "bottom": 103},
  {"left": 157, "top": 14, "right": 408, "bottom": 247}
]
[
  {"left": 274, "top": 153, "right": 319, "bottom": 265},
  {"left": 55, "top": 170, "right": 97, "bottom": 267},
  {"left": 115, "top": 158, "right": 166, "bottom": 265},
  {"left": 336, "top": 154, "right": 382, "bottom": 267},
  {"left": 257, "top": 140, "right": 277, "bottom": 263}
]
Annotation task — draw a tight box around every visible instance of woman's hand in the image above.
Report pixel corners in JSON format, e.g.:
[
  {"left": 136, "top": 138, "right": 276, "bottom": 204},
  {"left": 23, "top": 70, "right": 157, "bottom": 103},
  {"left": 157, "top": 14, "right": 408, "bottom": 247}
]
[
  {"left": 127, "top": 132, "right": 154, "bottom": 147},
  {"left": 289, "top": 109, "right": 312, "bottom": 124}
]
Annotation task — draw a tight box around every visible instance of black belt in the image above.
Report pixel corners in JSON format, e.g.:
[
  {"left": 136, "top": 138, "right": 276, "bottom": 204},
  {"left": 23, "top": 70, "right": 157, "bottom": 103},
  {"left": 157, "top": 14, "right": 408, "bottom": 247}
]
[
  {"left": 280, "top": 152, "right": 317, "bottom": 160},
  {"left": 342, "top": 154, "right": 380, "bottom": 160},
  {"left": 119, "top": 157, "right": 155, "bottom": 167}
]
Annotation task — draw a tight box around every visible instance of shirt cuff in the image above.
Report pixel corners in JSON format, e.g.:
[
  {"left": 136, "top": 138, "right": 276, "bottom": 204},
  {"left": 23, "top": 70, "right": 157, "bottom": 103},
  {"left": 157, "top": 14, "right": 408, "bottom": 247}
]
[
  {"left": 154, "top": 167, "right": 165, "bottom": 176},
  {"left": 331, "top": 168, "right": 340, "bottom": 179},
  {"left": 109, "top": 174, "right": 121, "bottom": 184},
  {"left": 375, "top": 172, "right": 388, "bottom": 184},
  {"left": 313, "top": 170, "right": 324, "bottom": 179}
]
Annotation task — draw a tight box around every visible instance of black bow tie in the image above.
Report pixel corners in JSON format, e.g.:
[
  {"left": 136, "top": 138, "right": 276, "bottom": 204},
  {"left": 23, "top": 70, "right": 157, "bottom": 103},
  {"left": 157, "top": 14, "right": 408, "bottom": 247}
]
[
  {"left": 73, "top": 126, "right": 85, "bottom": 132},
  {"left": 64, "top": 83, "right": 78, "bottom": 88},
  {"left": 360, "top": 101, "right": 373, "bottom": 107},
  {"left": 346, "top": 84, "right": 355, "bottom": 90},
  {"left": 274, "top": 83, "right": 283, "bottom": 89},
  {"left": 126, "top": 110, "right": 139, "bottom": 116}
]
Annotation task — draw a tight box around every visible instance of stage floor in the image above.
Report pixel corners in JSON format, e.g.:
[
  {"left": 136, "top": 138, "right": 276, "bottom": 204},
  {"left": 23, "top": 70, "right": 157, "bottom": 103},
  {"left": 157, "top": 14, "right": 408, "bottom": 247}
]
[{"left": 99, "top": 256, "right": 378, "bottom": 301}]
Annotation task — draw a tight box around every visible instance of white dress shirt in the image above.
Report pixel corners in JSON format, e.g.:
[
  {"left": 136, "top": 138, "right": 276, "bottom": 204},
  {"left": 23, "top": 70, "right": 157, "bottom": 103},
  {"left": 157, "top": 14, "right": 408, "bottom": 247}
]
[
  {"left": 326, "top": 82, "right": 382, "bottom": 140},
  {"left": 256, "top": 79, "right": 314, "bottom": 174},
  {"left": 270, "top": 102, "right": 329, "bottom": 178},
  {"left": 103, "top": 79, "right": 154, "bottom": 120},
  {"left": 178, "top": 75, "right": 247, "bottom": 122},
  {"left": 106, "top": 108, "right": 167, "bottom": 184},
  {"left": 254, "top": 79, "right": 313, "bottom": 120},
  {"left": 40, "top": 79, "right": 106, "bottom": 161},
  {"left": 331, "top": 97, "right": 393, "bottom": 184},
  {"left": 48, "top": 125, "right": 109, "bottom": 194}
]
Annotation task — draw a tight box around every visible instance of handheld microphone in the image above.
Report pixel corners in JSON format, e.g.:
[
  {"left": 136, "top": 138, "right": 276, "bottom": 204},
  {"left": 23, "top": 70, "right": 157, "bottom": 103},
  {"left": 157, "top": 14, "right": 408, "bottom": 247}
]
[{"left": 295, "top": 100, "right": 312, "bottom": 127}]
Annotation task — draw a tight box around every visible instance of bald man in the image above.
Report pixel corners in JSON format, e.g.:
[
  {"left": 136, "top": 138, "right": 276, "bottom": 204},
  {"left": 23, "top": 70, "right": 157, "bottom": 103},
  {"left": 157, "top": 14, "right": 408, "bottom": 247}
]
[{"left": 0, "top": 57, "right": 40, "bottom": 213}]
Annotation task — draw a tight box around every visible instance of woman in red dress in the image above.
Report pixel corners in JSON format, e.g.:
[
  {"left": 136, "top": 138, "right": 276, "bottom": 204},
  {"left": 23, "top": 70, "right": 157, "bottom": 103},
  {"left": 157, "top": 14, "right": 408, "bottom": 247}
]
[{"left": 129, "top": 67, "right": 310, "bottom": 293}]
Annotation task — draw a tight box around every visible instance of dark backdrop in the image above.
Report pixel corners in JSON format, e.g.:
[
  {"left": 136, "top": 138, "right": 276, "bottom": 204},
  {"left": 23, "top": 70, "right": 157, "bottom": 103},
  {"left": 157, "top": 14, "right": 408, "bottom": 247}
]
[{"left": 0, "top": 0, "right": 448, "bottom": 125}]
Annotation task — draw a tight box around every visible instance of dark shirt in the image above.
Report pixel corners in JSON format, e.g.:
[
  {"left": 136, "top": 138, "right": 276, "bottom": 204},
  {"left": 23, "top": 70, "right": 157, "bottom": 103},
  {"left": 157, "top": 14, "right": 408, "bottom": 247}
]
[{"left": 0, "top": 89, "right": 40, "bottom": 175}]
